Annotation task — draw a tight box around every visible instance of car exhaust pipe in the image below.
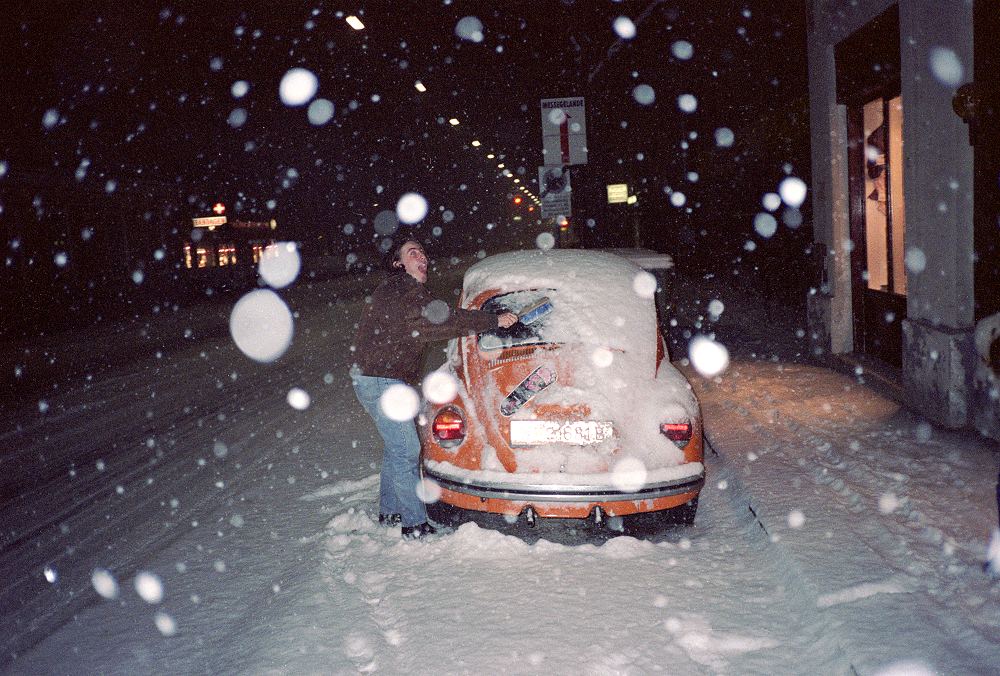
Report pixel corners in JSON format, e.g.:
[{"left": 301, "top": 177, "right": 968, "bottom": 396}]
[
  {"left": 524, "top": 507, "right": 536, "bottom": 527},
  {"left": 593, "top": 506, "right": 604, "bottom": 525}
]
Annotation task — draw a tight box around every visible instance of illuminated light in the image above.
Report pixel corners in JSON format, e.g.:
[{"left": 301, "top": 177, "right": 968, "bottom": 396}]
[
  {"left": 513, "top": 196, "right": 522, "bottom": 205},
  {"left": 345, "top": 15, "right": 364, "bottom": 30},
  {"left": 189, "top": 215, "right": 222, "bottom": 228},
  {"left": 212, "top": 202, "right": 226, "bottom": 215},
  {"left": 486, "top": 153, "right": 495, "bottom": 159},
  {"left": 497, "top": 163, "right": 505, "bottom": 169},
  {"left": 528, "top": 205, "right": 535, "bottom": 212},
  {"left": 660, "top": 422, "right": 692, "bottom": 443},
  {"left": 607, "top": 183, "right": 628, "bottom": 204},
  {"left": 448, "top": 118, "right": 460, "bottom": 126},
  {"left": 471, "top": 140, "right": 481, "bottom": 147},
  {"left": 414, "top": 81, "right": 427, "bottom": 92},
  {"left": 513, "top": 178, "right": 520, "bottom": 183},
  {"left": 432, "top": 408, "right": 465, "bottom": 445},
  {"left": 627, "top": 194, "right": 638, "bottom": 205}
]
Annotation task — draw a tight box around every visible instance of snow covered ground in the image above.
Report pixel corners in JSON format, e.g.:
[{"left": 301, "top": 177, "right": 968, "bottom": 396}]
[{"left": 2, "top": 256, "right": 999, "bottom": 674}]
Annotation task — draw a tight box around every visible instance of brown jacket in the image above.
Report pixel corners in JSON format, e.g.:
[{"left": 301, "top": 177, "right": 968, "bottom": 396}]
[{"left": 351, "top": 272, "right": 498, "bottom": 385}]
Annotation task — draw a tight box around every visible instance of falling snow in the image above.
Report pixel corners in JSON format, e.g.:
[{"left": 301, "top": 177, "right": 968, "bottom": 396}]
[{"left": 2, "top": 3, "right": 997, "bottom": 674}]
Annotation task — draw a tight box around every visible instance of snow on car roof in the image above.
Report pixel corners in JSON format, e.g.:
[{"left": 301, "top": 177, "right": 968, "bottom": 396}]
[
  {"left": 464, "top": 249, "right": 645, "bottom": 295},
  {"left": 463, "top": 249, "right": 657, "bottom": 357}
]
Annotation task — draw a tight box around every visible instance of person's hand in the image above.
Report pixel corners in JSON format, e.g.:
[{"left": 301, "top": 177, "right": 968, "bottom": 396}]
[{"left": 497, "top": 312, "right": 518, "bottom": 329}]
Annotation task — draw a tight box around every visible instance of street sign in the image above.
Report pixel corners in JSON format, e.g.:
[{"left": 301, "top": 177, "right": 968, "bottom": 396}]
[
  {"left": 540, "top": 97, "right": 587, "bottom": 166},
  {"left": 192, "top": 216, "right": 227, "bottom": 228},
  {"left": 539, "top": 166, "right": 571, "bottom": 218},
  {"left": 607, "top": 183, "right": 628, "bottom": 204}
]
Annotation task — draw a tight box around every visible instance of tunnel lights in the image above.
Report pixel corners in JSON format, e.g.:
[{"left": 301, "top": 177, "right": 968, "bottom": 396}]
[{"left": 346, "top": 15, "right": 365, "bottom": 30}]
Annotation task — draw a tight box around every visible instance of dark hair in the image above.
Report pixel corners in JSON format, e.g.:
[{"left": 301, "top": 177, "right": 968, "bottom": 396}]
[{"left": 390, "top": 233, "right": 422, "bottom": 266}]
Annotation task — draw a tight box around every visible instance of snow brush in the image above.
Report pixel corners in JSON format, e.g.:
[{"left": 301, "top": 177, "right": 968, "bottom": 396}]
[{"left": 517, "top": 296, "right": 553, "bottom": 325}]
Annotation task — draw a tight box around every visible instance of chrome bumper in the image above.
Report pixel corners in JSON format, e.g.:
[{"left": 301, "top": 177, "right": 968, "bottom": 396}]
[{"left": 422, "top": 464, "right": 705, "bottom": 503}]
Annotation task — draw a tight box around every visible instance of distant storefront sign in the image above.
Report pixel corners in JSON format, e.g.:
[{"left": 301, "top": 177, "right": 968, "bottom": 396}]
[
  {"left": 192, "top": 216, "right": 227, "bottom": 228},
  {"left": 191, "top": 217, "right": 276, "bottom": 230}
]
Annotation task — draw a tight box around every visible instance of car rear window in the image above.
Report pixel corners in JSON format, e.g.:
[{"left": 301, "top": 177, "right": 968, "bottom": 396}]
[{"left": 478, "top": 289, "right": 555, "bottom": 351}]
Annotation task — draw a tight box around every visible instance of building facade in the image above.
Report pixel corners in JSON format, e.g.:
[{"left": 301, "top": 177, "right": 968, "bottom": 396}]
[{"left": 804, "top": 0, "right": 1000, "bottom": 438}]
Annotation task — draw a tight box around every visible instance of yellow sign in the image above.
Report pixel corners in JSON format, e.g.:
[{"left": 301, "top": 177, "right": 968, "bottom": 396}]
[{"left": 607, "top": 183, "right": 628, "bottom": 204}]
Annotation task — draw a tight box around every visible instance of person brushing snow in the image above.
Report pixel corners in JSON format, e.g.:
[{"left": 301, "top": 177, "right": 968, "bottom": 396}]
[{"left": 350, "top": 237, "right": 517, "bottom": 540}]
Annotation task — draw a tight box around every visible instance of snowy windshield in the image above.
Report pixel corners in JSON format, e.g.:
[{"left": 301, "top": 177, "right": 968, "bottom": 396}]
[{"left": 478, "top": 289, "right": 553, "bottom": 350}]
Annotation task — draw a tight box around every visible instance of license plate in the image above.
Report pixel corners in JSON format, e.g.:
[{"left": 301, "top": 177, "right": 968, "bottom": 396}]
[{"left": 509, "top": 420, "right": 614, "bottom": 446}]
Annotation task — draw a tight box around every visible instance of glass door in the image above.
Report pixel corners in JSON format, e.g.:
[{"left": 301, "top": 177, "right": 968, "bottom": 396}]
[
  {"left": 850, "top": 92, "right": 908, "bottom": 366},
  {"left": 862, "top": 95, "right": 907, "bottom": 296}
]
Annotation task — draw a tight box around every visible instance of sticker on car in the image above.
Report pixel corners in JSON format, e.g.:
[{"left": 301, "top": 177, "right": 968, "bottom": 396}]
[{"left": 500, "top": 364, "right": 556, "bottom": 416}]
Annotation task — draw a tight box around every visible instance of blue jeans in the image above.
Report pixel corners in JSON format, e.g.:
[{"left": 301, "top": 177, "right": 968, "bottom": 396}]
[{"left": 351, "top": 374, "right": 427, "bottom": 528}]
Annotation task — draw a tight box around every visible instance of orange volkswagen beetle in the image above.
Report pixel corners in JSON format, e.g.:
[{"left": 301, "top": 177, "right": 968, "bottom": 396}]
[{"left": 419, "top": 249, "right": 704, "bottom": 534}]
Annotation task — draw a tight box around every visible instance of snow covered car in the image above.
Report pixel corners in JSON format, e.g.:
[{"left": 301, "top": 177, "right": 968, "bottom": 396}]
[{"left": 419, "top": 249, "right": 704, "bottom": 533}]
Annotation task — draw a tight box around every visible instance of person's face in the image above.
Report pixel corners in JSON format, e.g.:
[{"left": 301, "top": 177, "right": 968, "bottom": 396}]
[{"left": 397, "top": 241, "right": 428, "bottom": 283}]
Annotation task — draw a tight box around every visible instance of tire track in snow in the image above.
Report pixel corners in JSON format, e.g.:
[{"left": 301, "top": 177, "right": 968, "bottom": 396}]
[{"left": 0, "top": 286, "right": 367, "bottom": 664}]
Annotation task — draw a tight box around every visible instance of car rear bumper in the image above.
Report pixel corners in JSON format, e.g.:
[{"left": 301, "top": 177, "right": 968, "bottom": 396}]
[{"left": 422, "top": 462, "right": 705, "bottom": 504}]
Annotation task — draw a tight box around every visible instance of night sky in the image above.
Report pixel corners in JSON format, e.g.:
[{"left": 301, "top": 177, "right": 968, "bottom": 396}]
[{"left": 1, "top": 1, "right": 809, "bottom": 334}]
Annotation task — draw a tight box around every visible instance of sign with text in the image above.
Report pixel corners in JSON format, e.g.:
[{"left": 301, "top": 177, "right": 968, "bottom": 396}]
[
  {"left": 607, "top": 183, "right": 628, "bottom": 204},
  {"left": 192, "top": 216, "right": 227, "bottom": 228},
  {"left": 539, "top": 166, "right": 571, "bottom": 218},
  {"left": 231, "top": 219, "right": 275, "bottom": 229},
  {"left": 540, "top": 97, "right": 587, "bottom": 166}
]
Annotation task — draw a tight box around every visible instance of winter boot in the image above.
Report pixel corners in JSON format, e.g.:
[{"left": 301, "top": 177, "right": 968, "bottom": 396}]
[
  {"left": 401, "top": 522, "right": 444, "bottom": 540},
  {"left": 378, "top": 513, "right": 402, "bottom": 527}
]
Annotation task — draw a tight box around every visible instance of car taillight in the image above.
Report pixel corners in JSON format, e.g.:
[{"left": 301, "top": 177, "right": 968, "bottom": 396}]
[
  {"left": 660, "top": 421, "right": 691, "bottom": 447},
  {"left": 432, "top": 407, "right": 466, "bottom": 447}
]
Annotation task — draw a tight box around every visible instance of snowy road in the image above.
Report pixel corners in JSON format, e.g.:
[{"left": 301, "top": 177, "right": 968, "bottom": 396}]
[{"left": 2, "top": 266, "right": 859, "bottom": 673}]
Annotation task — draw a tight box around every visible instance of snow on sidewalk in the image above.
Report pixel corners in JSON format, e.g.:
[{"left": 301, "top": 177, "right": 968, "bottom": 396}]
[{"left": 685, "top": 358, "right": 1000, "bottom": 674}]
